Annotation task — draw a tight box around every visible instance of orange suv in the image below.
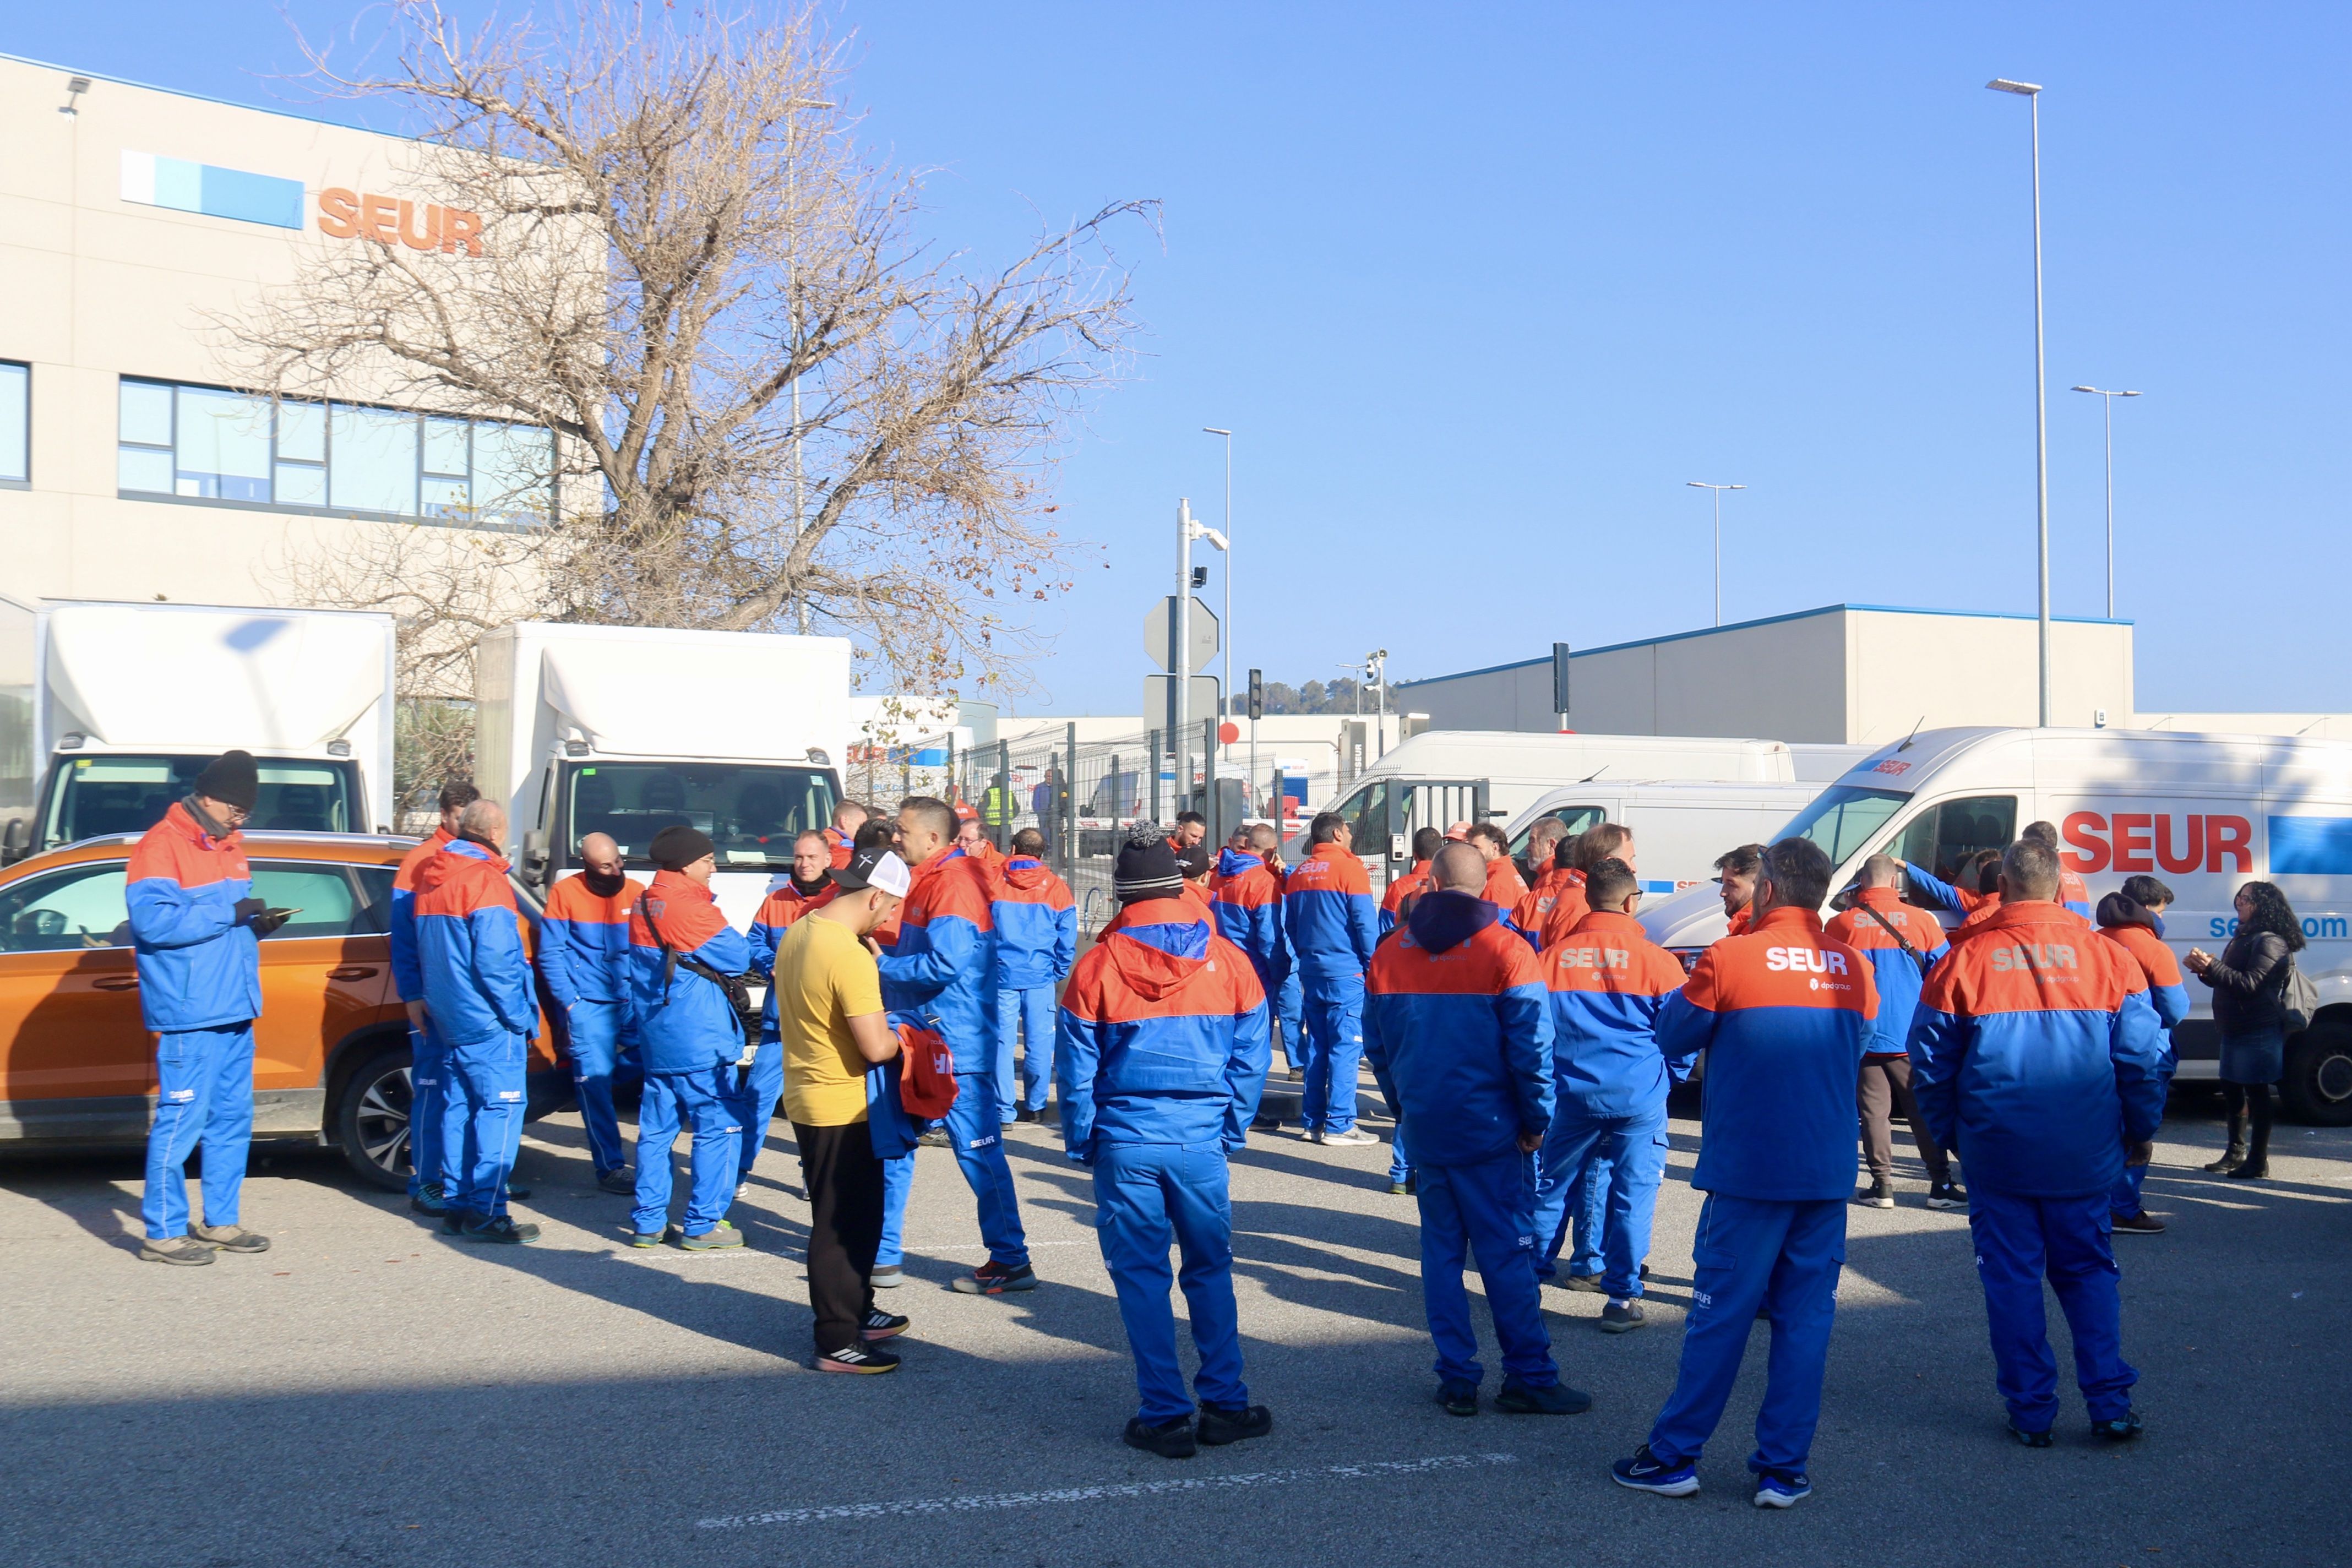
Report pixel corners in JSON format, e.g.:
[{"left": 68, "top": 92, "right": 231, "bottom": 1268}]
[{"left": 0, "top": 832, "right": 562, "bottom": 1189}]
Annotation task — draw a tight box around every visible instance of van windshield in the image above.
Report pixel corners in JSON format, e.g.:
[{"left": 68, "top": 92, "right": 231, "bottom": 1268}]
[
  {"left": 558, "top": 761, "right": 838, "bottom": 871},
  {"left": 1773, "top": 785, "right": 1907, "bottom": 868},
  {"left": 41, "top": 754, "right": 357, "bottom": 849}
]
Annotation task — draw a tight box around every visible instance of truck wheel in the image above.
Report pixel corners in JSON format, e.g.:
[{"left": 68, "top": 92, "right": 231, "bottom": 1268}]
[
  {"left": 2279, "top": 1022, "right": 2352, "bottom": 1128},
  {"left": 334, "top": 1043, "right": 415, "bottom": 1191}
]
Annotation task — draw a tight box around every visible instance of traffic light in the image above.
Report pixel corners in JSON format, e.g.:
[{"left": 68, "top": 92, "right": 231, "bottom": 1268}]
[{"left": 1248, "top": 667, "right": 1264, "bottom": 721}]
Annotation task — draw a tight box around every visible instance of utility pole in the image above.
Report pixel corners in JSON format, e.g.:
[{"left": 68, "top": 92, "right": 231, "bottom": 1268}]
[{"left": 1988, "top": 77, "right": 2051, "bottom": 725}]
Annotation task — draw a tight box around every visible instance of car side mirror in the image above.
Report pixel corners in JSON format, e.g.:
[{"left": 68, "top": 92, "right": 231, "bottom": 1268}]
[
  {"left": 0, "top": 818, "right": 28, "bottom": 864},
  {"left": 521, "top": 829, "right": 550, "bottom": 890}
]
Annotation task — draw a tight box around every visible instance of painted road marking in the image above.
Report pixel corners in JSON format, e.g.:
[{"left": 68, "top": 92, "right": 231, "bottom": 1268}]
[{"left": 695, "top": 1452, "right": 1518, "bottom": 1529}]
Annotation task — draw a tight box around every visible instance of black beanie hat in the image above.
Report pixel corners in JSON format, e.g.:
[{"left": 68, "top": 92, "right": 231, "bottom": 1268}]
[
  {"left": 1114, "top": 824, "right": 1183, "bottom": 903},
  {"left": 194, "top": 750, "right": 260, "bottom": 812},
  {"left": 649, "top": 824, "right": 717, "bottom": 870}
]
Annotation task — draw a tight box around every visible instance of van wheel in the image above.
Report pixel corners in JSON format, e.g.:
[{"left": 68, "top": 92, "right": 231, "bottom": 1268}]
[
  {"left": 334, "top": 1044, "right": 415, "bottom": 1191},
  {"left": 2279, "top": 1022, "right": 2352, "bottom": 1127}
]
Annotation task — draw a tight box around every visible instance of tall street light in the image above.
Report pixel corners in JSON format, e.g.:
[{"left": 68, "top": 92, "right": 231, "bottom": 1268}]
[
  {"left": 1987, "top": 76, "right": 2050, "bottom": 725},
  {"left": 2071, "top": 385, "right": 2141, "bottom": 619},
  {"left": 1203, "top": 427, "right": 1238, "bottom": 804},
  {"left": 1686, "top": 481, "right": 1746, "bottom": 627},
  {"left": 786, "top": 95, "right": 837, "bottom": 634}
]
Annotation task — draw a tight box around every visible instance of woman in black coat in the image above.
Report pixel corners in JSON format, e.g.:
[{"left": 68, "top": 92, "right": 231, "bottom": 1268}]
[{"left": 2185, "top": 881, "right": 2305, "bottom": 1180}]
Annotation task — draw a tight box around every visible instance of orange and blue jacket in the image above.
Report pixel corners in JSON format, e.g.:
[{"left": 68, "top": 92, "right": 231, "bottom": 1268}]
[
  {"left": 1911, "top": 860, "right": 2093, "bottom": 925},
  {"left": 2095, "top": 897, "right": 2190, "bottom": 1064},
  {"left": 745, "top": 874, "right": 837, "bottom": 1035},
  {"left": 1540, "top": 909, "right": 1688, "bottom": 1118},
  {"left": 1363, "top": 890, "right": 1553, "bottom": 1165},
  {"left": 1824, "top": 887, "right": 1952, "bottom": 1058},
  {"left": 1910, "top": 900, "right": 2166, "bottom": 1199},
  {"left": 538, "top": 872, "right": 643, "bottom": 1006},
  {"left": 627, "top": 869, "right": 753, "bottom": 1075},
  {"left": 125, "top": 799, "right": 260, "bottom": 1033},
  {"left": 1512, "top": 864, "right": 1576, "bottom": 945},
  {"left": 1057, "top": 897, "right": 1270, "bottom": 1154},
  {"left": 877, "top": 847, "right": 997, "bottom": 1069},
  {"left": 1283, "top": 840, "right": 1378, "bottom": 984},
  {"left": 1538, "top": 868, "right": 1592, "bottom": 949},
  {"left": 389, "top": 826, "right": 453, "bottom": 1005},
  {"left": 1379, "top": 858, "right": 1431, "bottom": 936},
  {"left": 821, "top": 825, "right": 854, "bottom": 870},
  {"left": 1656, "top": 906, "right": 1879, "bottom": 1201},
  {"left": 1210, "top": 847, "right": 1286, "bottom": 992},
  {"left": 412, "top": 839, "right": 535, "bottom": 1047},
  {"left": 993, "top": 857, "right": 1076, "bottom": 989},
  {"left": 1481, "top": 854, "right": 1528, "bottom": 911}
]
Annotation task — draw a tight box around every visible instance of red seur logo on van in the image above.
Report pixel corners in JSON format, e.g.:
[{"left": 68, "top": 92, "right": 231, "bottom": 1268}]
[{"left": 2061, "top": 812, "right": 2252, "bottom": 875}]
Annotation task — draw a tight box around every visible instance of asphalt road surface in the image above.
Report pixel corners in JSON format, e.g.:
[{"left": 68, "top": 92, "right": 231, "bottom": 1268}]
[{"left": 3, "top": 1080, "right": 2345, "bottom": 1568}]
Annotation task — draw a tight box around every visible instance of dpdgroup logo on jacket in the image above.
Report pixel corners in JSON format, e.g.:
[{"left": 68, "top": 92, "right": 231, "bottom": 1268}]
[
  {"left": 1909, "top": 900, "right": 2166, "bottom": 1199},
  {"left": 877, "top": 848, "right": 997, "bottom": 1070},
  {"left": 124, "top": 800, "right": 261, "bottom": 1032},
  {"left": 1654, "top": 906, "right": 1878, "bottom": 1202},
  {"left": 627, "top": 869, "right": 752, "bottom": 1074},
  {"left": 412, "top": 840, "right": 536, "bottom": 1047}
]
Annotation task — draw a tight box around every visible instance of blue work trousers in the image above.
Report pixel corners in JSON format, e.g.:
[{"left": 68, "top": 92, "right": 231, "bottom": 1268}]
[
  {"left": 1532, "top": 1106, "right": 1667, "bottom": 1298},
  {"left": 1969, "top": 1188, "right": 2137, "bottom": 1432},
  {"left": 446, "top": 1032, "right": 529, "bottom": 1219},
  {"left": 945, "top": 1069, "right": 1030, "bottom": 1266},
  {"left": 876, "top": 1150, "right": 914, "bottom": 1268},
  {"left": 1093, "top": 1142, "right": 1249, "bottom": 1423},
  {"left": 730, "top": 1033, "right": 785, "bottom": 1179},
  {"left": 564, "top": 999, "right": 631, "bottom": 1176},
  {"left": 1648, "top": 1194, "right": 1845, "bottom": 1477},
  {"left": 1273, "top": 970, "right": 1303, "bottom": 1070},
  {"left": 1299, "top": 971, "right": 1365, "bottom": 1133},
  {"left": 995, "top": 984, "right": 1057, "bottom": 1119},
  {"left": 1415, "top": 1153, "right": 1559, "bottom": 1390},
  {"left": 2110, "top": 1163, "right": 2149, "bottom": 1218},
  {"left": 407, "top": 1018, "right": 462, "bottom": 1200},
  {"left": 631, "top": 1066, "right": 742, "bottom": 1238},
  {"left": 142, "top": 1024, "right": 255, "bottom": 1240},
  {"left": 1389, "top": 1121, "right": 1413, "bottom": 1185}
]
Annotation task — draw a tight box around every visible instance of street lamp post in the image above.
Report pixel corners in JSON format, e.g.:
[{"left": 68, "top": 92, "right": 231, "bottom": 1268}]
[
  {"left": 1988, "top": 77, "right": 2050, "bottom": 726},
  {"left": 2071, "top": 385, "right": 2141, "bottom": 619},
  {"left": 1204, "top": 427, "right": 1239, "bottom": 808},
  {"left": 786, "top": 95, "right": 837, "bottom": 635},
  {"left": 1685, "top": 482, "right": 1746, "bottom": 627}
]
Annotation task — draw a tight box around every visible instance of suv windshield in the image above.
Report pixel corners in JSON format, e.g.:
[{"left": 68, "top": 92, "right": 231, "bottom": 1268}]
[
  {"left": 558, "top": 761, "right": 839, "bottom": 871},
  {"left": 1773, "top": 785, "right": 1907, "bottom": 869},
  {"left": 41, "top": 754, "right": 357, "bottom": 849}
]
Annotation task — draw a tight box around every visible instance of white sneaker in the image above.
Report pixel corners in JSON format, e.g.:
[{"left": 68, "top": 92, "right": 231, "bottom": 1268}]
[
  {"left": 734, "top": 1182, "right": 750, "bottom": 1199},
  {"left": 1315, "top": 1127, "right": 1380, "bottom": 1147}
]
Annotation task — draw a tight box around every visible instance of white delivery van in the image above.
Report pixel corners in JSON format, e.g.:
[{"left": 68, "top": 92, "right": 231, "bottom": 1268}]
[
  {"left": 0, "top": 598, "right": 396, "bottom": 859},
  {"left": 1502, "top": 781, "right": 1825, "bottom": 904},
  {"left": 1638, "top": 725, "right": 2352, "bottom": 1122},
  {"left": 1295, "top": 730, "right": 1869, "bottom": 892},
  {"left": 473, "top": 623, "right": 851, "bottom": 927}
]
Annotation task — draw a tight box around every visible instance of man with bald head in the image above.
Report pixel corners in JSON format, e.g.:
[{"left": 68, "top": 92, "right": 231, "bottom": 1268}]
[{"left": 538, "top": 830, "right": 645, "bottom": 1193}]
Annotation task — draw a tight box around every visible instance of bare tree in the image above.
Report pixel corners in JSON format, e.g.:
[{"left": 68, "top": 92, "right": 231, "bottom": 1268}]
[{"left": 229, "top": 0, "right": 1147, "bottom": 707}]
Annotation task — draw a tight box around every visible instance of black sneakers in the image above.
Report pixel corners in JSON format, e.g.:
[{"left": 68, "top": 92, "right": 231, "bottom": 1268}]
[
  {"left": 1494, "top": 1378, "right": 1593, "bottom": 1415},
  {"left": 862, "top": 1308, "right": 910, "bottom": 1342},
  {"left": 463, "top": 1214, "right": 541, "bottom": 1244},
  {"left": 2111, "top": 1211, "right": 2166, "bottom": 1235},
  {"left": 1855, "top": 1178, "right": 1895, "bottom": 1209},
  {"left": 1926, "top": 1182, "right": 1968, "bottom": 1210},
  {"left": 191, "top": 1223, "right": 270, "bottom": 1253},
  {"left": 1599, "top": 1300, "right": 1647, "bottom": 1333},
  {"left": 817, "top": 1343, "right": 901, "bottom": 1374},
  {"left": 1436, "top": 1381, "right": 1480, "bottom": 1418},
  {"left": 952, "top": 1260, "right": 1037, "bottom": 1294},
  {"left": 1196, "top": 1403, "right": 1272, "bottom": 1446},
  {"left": 2008, "top": 1420, "right": 2054, "bottom": 1448},
  {"left": 1123, "top": 1415, "right": 1197, "bottom": 1458},
  {"left": 2092, "top": 1411, "right": 2144, "bottom": 1442}
]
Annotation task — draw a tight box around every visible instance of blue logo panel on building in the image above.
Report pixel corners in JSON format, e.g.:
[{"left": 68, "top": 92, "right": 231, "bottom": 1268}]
[{"left": 120, "top": 150, "right": 304, "bottom": 230}]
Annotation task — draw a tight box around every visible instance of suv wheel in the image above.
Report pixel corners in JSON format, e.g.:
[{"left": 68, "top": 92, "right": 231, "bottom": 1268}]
[
  {"left": 2279, "top": 1020, "right": 2352, "bottom": 1127},
  {"left": 334, "top": 1043, "right": 415, "bottom": 1191}
]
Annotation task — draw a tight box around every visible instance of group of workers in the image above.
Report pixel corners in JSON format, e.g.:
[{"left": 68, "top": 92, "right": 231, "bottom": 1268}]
[{"left": 127, "top": 755, "right": 2185, "bottom": 1504}]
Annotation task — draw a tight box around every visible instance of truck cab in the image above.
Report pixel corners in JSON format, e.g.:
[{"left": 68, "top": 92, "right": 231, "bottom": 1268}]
[{"left": 28, "top": 749, "right": 366, "bottom": 859}]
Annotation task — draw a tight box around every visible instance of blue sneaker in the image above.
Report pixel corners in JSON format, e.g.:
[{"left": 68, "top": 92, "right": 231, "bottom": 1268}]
[
  {"left": 1753, "top": 1471, "right": 1811, "bottom": 1508},
  {"left": 1611, "top": 1445, "right": 1699, "bottom": 1496}
]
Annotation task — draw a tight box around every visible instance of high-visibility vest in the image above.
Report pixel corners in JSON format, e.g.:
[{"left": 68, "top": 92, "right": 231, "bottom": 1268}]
[{"left": 982, "top": 786, "right": 1015, "bottom": 826}]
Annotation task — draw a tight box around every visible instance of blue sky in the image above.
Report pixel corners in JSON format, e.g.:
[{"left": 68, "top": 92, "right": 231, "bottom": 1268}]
[{"left": 15, "top": 3, "right": 2348, "bottom": 715}]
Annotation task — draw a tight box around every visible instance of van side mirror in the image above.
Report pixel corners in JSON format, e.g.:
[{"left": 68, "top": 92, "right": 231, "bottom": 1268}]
[{"left": 521, "top": 829, "right": 550, "bottom": 890}]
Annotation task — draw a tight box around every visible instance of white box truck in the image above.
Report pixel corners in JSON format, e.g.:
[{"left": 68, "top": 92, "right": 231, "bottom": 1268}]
[
  {"left": 1637, "top": 725, "right": 2352, "bottom": 1120},
  {"left": 0, "top": 597, "right": 396, "bottom": 860},
  {"left": 473, "top": 622, "right": 852, "bottom": 927}
]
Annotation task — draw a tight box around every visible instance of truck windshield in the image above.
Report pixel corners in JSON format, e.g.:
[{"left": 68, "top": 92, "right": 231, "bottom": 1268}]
[
  {"left": 559, "top": 761, "right": 839, "bottom": 870},
  {"left": 1772, "top": 785, "right": 1908, "bottom": 868},
  {"left": 41, "top": 755, "right": 357, "bottom": 849}
]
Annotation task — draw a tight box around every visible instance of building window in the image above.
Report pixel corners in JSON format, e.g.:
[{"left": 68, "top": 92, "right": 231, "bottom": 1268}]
[
  {"left": 0, "top": 362, "right": 28, "bottom": 486},
  {"left": 115, "top": 378, "right": 553, "bottom": 527}
]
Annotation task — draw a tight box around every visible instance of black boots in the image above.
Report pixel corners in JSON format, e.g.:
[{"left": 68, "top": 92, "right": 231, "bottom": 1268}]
[{"left": 2204, "top": 1107, "right": 2248, "bottom": 1173}]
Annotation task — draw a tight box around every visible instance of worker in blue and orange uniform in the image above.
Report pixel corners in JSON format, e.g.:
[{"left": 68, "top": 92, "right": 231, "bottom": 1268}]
[
  {"left": 1826, "top": 853, "right": 1963, "bottom": 1211},
  {"left": 737, "top": 829, "right": 837, "bottom": 1187},
  {"left": 2021, "top": 820, "right": 2094, "bottom": 918},
  {"left": 625, "top": 824, "right": 755, "bottom": 1250},
  {"left": 1364, "top": 842, "right": 1589, "bottom": 1418},
  {"left": 880, "top": 796, "right": 1034, "bottom": 1294},
  {"left": 1466, "top": 822, "right": 1529, "bottom": 912},
  {"left": 1536, "top": 821, "right": 1638, "bottom": 1287},
  {"left": 821, "top": 801, "right": 869, "bottom": 870},
  {"left": 129, "top": 751, "right": 281, "bottom": 1266},
  {"left": 390, "top": 780, "right": 480, "bottom": 1218},
  {"left": 1060, "top": 830, "right": 1275, "bottom": 1459},
  {"left": 1381, "top": 826, "right": 1445, "bottom": 937},
  {"left": 846, "top": 814, "right": 919, "bottom": 1289},
  {"left": 1912, "top": 839, "right": 2166, "bottom": 1447},
  {"left": 1714, "top": 843, "right": 1765, "bottom": 938},
  {"left": 1509, "top": 819, "right": 1576, "bottom": 943},
  {"left": 413, "top": 798, "right": 542, "bottom": 1244},
  {"left": 992, "top": 827, "right": 1076, "bottom": 1125},
  {"left": 1213, "top": 823, "right": 1289, "bottom": 1128},
  {"left": 1283, "top": 812, "right": 1381, "bottom": 1147},
  {"left": 2098, "top": 875, "right": 2190, "bottom": 1236},
  {"left": 1533, "top": 857, "right": 1688, "bottom": 1334},
  {"left": 537, "top": 830, "right": 643, "bottom": 1195},
  {"left": 1612, "top": 837, "right": 1875, "bottom": 1509},
  {"left": 1540, "top": 823, "right": 1636, "bottom": 948}
]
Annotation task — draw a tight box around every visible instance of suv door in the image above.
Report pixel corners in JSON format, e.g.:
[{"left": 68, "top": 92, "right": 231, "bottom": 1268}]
[
  {"left": 0, "top": 860, "right": 148, "bottom": 1135},
  {"left": 248, "top": 862, "right": 398, "bottom": 1107}
]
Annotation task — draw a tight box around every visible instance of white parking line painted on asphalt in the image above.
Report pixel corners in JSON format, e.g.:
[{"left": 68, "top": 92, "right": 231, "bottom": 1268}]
[{"left": 694, "top": 1452, "right": 1519, "bottom": 1529}]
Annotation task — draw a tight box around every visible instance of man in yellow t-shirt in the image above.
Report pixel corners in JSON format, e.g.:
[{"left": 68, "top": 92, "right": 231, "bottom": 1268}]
[{"left": 771, "top": 845, "right": 912, "bottom": 1374}]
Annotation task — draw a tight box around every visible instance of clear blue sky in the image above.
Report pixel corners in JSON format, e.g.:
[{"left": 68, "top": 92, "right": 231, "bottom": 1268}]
[{"left": 15, "top": 3, "right": 2348, "bottom": 715}]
